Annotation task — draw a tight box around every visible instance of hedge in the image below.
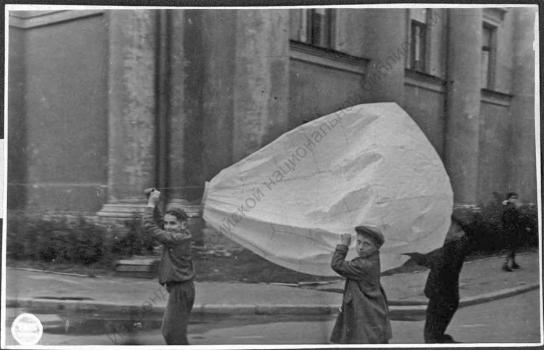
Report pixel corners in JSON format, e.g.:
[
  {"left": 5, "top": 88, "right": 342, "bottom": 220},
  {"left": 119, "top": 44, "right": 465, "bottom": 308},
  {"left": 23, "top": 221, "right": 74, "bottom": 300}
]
[
  {"left": 6, "top": 200, "right": 539, "bottom": 267},
  {"left": 7, "top": 216, "right": 106, "bottom": 265},
  {"left": 454, "top": 200, "right": 538, "bottom": 254},
  {"left": 6, "top": 214, "right": 156, "bottom": 266}
]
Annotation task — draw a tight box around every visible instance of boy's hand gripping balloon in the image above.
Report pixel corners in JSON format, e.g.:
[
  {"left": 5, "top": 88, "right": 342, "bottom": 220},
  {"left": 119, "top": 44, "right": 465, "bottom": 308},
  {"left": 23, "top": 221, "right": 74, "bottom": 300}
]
[{"left": 203, "top": 103, "right": 453, "bottom": 276}]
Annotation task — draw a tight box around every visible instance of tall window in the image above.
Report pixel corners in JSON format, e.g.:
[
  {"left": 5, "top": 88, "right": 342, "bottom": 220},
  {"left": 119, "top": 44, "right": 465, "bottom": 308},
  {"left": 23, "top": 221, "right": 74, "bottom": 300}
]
[
  {"left": 290, "top": 8, "right": 335, "bottom": 49},
  {"left": 481, "top": 24, "right": 497, "bottom": 89},
  {"left": 409, "top": 9, "right": 429, "bottom": 72}
]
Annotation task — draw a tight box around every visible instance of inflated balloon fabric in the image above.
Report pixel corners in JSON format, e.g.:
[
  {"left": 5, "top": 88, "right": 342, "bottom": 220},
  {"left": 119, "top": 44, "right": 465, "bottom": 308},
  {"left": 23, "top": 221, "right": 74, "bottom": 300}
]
[{"left": 203, "top": 103, "right": 453, "bottom": 276}]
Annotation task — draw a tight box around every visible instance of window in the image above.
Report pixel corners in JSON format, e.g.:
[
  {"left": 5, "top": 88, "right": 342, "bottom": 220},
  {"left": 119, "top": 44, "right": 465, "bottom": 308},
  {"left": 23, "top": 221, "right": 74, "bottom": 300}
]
[
  {"left": 408, "top": 9, "right": 429, "bottom": 72},
  {"left": 290, "top": 9, "right": 335, "bottom": 49},
  {"left": 481, "top": 24, "right": 497, "bottom": 89}
]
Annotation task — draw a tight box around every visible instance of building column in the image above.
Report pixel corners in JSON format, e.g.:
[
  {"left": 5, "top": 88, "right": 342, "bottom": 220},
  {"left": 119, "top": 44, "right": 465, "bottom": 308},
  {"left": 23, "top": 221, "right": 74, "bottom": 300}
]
[
  {"left": 168, "top": 9, "right": 238, "bottom": 201},
  {"left": 444, "top": 9, "right": 482, "bottom": 205},
  {"left": 362, "top": 9, "right": 406, "bottom": 105},
  {"left": 161, "top": 10, "right": 206, "bottom": 243},
  {"left": 232, "top": 9, "right": 290, "bottom": 161},
  {"left": 98, "top": 10, "right": 157, "bottom": 218},
  {"left": 200, "top": 10, "right": 237, "bottom": 183},
  {"left": 509, "top": 7, "right": 537, "bottom": 203}
]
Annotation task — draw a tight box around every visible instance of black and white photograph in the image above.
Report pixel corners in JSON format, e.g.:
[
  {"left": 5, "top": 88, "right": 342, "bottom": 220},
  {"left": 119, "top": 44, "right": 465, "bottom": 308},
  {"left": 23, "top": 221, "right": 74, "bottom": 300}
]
[{"left": 2, "top": 2, "right": 542, "bottom": 347}]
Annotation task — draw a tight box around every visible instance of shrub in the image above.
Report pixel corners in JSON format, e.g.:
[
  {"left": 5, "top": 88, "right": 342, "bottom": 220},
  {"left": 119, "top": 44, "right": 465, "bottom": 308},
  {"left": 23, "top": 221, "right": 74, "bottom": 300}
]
[
  {"left": 68, "top": 217, "right": 107, "bottom": 264},
  {"left": 6, "top": 215, "right": 29, "bottom": 259},
  {"left": 457, "top": 198, "right": 539, "bottom": 254},
  {"left": 6, "top": 215, "right": 106, "bottom": 265},
  {"left": 7, "top": 212, "right": 159, "bottom": 266},
  {"left": 109, "top": 213, "right": 156, "bottom": 257},
  {"left": 519, "top": 203, "right": 539, "bottom": 247}
]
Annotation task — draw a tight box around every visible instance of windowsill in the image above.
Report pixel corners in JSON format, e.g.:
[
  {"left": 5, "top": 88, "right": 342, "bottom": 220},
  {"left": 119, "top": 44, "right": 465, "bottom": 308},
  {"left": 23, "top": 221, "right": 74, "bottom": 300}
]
[
  {"left": 9, "top": 10, "right": 104, "bottom": 29},
  {"left": 289, "top": 40, "right": 368, "bottom": 75},
  {"left": 481, "top": 88, "right": 513, "bottom": 107},
  {"left": 405, "top": 69, "right": 445, "bottom": 83},
  {"left": 481, "top": 88, "right": 513, "bottom": 98},
  {"left": 404, "top": 69, "right": 446, "bottom": 93},
  {"left": 9, "top": 10, "right": 66, "bottom": 19}
]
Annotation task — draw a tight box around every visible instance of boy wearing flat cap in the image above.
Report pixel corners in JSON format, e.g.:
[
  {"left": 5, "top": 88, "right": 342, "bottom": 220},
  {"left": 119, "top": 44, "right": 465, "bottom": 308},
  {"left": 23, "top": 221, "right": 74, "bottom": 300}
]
[
  {"left": 144, "top": 188, "right": 195, "bottom": 345},
  {"left": 330, "top": 226, "right": 392, "bottom": 344}
]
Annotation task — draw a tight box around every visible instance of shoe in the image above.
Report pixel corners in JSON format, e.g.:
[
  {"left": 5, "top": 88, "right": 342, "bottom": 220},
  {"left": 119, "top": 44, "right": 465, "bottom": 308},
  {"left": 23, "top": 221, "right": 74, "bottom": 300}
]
[
  {"left": 502, "top": 264, "right": 513, "bottom": 272},
  {"left": 440, "top": 334, "right": 461, "bottom": 343},
  {"left": 511, "top": 262, "right": 521, "bottom": 269}
]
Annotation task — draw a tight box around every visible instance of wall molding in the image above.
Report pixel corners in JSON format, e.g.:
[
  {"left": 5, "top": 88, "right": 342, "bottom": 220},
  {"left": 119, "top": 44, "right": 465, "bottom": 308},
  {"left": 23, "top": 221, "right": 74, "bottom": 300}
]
[
  {"left": 289, "top": 40, "right": 368, "bottom": 75},
  {"left": 8, "top": 182, "right": 108, "bottom": 190},
  {"left": 483, "top": 8, "right": 508, "bottom": 26},
  {"left": 404, "top": 69, "right": 446, "bottom": 94},
  {"left": 9, "top": 10, "right": 104, "bottom": 29},
  {"left": 481, "top": 88, "right": 512, "bottom": 107}
]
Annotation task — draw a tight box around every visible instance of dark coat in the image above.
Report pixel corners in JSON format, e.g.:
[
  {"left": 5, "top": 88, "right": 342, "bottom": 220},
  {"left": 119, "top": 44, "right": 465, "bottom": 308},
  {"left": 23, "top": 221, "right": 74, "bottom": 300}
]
[
  {"left": 407, "top": 221, "right": 472, "bottom": 300},
  {"left": 423, "top": 235, "right": 470, "bottom": 300},
  {"left": 330, "top": 245, "right": 392, "bottom": 344},
  {"left": 143, "top": 207, "right": 195, "bottom": 285},
  {"left": 502, "top": 203, "right": 522, "bottom": 247}
]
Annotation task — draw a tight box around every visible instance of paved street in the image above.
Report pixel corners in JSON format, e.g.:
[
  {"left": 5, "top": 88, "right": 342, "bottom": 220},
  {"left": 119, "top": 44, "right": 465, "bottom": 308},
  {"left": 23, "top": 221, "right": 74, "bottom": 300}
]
[{"left": 5, "top": 290, "right": 541, "bottom": 346}]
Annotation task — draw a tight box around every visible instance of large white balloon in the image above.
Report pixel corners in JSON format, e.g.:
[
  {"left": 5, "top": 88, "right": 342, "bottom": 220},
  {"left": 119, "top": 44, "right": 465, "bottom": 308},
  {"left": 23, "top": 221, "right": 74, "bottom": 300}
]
[{"left": 203, "top": 103, "right": 453, "bottom": 276}]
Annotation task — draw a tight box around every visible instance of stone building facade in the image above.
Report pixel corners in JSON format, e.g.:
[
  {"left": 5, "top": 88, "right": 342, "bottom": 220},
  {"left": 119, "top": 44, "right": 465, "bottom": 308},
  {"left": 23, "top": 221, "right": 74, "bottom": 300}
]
[{"left": 7, "top": 7, "right": 538, "bottom": 225}]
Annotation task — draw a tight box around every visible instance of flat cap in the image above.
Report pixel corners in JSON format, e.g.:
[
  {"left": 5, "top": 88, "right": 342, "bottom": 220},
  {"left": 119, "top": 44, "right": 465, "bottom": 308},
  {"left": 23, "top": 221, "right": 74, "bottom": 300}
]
[{"left": 354, "top": 226, "right": 385, "bottom": 247}]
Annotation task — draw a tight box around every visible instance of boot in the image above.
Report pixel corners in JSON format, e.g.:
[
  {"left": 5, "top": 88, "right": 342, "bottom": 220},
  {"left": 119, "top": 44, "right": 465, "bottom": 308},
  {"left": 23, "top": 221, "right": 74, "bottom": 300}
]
[
  {"left": 441, "top": 334, "right": 461, "bottom": 343},
  {"left": 502, "top": 262, "right": 513, "bottom": 272},
  {"left": 511, "top": 261, "right": 521, "bottom": 269}
]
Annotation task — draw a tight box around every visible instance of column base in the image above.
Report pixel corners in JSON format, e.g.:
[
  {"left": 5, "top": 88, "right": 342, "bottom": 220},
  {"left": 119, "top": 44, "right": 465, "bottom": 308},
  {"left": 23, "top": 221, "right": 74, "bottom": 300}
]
[{"left": 97, "top": 203, "right": 150, "bottom": 219}]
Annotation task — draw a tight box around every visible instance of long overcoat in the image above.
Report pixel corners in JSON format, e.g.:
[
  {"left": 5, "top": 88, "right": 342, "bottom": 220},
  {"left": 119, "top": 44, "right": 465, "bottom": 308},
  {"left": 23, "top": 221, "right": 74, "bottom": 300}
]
[
  {"left": 502, "top": 203, "right": 523, "bottom": 247},
  {"left": 330, "top": 245, "right": 392, "bottom": 344}
]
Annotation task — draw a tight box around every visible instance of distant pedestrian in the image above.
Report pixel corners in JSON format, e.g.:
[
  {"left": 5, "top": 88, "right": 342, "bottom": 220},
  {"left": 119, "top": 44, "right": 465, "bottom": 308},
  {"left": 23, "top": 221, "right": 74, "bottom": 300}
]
[
  {"left": 330, "top": 226, "right": 392, "bottom": 344},
  {"left": 144, "top": 188, "right": 195, "bottom": 345},
  {"left": 502, "top": 192, "right": 523, "bottom": 272},
  {"left": 405, "top": 215, "right": 473, "bottom": 343}
]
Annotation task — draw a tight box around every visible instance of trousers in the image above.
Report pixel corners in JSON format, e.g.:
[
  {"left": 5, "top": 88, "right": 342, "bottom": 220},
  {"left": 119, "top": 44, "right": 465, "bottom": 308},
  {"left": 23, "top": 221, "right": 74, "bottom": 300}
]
[
  {"left": 162, "top": 280, "right": 195, "bottom": 345},
  {"left": 424, "top": 294, "right": 459, "bottom": 343}
]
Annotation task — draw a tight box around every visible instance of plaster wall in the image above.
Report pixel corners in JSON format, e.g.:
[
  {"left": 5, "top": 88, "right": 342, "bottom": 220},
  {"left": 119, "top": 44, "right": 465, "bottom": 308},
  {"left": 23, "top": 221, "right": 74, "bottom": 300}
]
[
  {"left": 478, "top": 100, "right": 511, "bottom": 204},
  {"left": 289, "top": 60, "right": 367, "bottom": 129},
  {"left": 7, "top": 27, "right": 26, "bottom": 210},
  {"left": 8, "top": 13, "right": 108, "bottom": 212},
  {"left": 403, "top": 80, "right": 446, "bottom": 157}
]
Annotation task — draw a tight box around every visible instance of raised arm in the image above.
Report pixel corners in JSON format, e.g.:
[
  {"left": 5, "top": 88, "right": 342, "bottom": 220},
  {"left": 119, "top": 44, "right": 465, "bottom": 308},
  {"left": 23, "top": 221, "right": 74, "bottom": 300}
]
[
  {"left": 143, "top": 189, "right": 192, "bottom": 245},
  {"left": 331, "top": 234, "right": 372, "bottom": 280}
]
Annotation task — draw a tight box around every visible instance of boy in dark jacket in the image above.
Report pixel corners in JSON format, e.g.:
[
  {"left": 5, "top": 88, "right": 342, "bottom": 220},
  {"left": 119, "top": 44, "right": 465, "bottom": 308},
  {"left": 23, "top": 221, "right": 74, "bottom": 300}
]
[
  {"left": 330, "top": 226, "right": 392, "bottom": 344},
  {"left": 144, "top": 189, "right": 195, "bottom": 345},
  {"left": 502, "top": 192, "right": 522, "bottom": 271},
  {"left": 406, "top": 216, "right": 473, "bottom": 343}
]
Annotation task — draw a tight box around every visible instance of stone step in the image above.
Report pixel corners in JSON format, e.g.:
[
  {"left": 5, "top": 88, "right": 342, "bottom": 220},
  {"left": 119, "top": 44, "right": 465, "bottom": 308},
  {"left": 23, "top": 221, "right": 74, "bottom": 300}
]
[{"left": 114, "top": 257, "right": 160, "bottom": 279}]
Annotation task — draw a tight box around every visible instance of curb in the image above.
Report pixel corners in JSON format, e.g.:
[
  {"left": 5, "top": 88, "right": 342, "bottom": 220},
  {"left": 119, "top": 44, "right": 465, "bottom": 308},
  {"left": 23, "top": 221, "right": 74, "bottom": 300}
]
[
  {"left": 389, "top": 283, "right": 540, "bottom": 321},
  {"left": 6, "top": 283, "right": 539, "bottom": 321},
  {"left": 458, "top": 283, "right": 540, "bottom": 307}
]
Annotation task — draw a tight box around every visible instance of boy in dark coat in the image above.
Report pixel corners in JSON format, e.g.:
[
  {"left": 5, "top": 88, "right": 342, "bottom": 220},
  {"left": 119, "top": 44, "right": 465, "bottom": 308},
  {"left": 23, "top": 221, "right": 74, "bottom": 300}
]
[
  {"left": 330, "top": 226, "right": 392, "bottom": 344},
  {"left": 502, "top": 192, "right": 522, "bottom": 271},
  {"left": 144, "top": 189, "right": 195, "bottom": 345},
  {"left": 406, "top": 216, "right": 473, "bottom": 343}
]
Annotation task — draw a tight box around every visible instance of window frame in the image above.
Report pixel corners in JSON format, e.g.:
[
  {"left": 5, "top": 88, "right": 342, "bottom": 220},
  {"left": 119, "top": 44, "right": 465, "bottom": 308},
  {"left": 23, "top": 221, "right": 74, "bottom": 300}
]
[
  {"left": 407, "top": 8, "right": 433, "bottom": 74},
  {"left": 481, "top": 22, "right": 498, "bottom": 90},
  {"left": 410, "top": 20, "right": 427, "bottom": 72},
  {"left": 291, "top": 8, "right": 336, "bottom": 50}
]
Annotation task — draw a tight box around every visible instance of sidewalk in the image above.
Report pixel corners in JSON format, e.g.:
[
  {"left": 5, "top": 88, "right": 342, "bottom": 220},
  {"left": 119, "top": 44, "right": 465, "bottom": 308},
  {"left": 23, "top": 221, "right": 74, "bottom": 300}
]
[{"left": 5, "top": 251, "right": 540, "bottom": 320}]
